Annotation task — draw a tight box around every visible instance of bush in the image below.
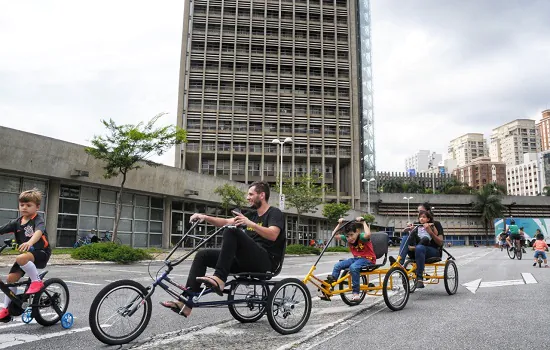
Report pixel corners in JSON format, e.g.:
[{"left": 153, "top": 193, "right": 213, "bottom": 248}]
[
  {"left": 71, "top": 243, "right": 152, "bottom": 264},
  {"left": 325, "top": 246, "right": 350, "bottom": 253},
  {"left": 286, "top": 244, "right": 320, "bottom": 255}
]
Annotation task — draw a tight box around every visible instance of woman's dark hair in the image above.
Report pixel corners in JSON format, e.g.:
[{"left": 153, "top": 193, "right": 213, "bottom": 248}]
[
  {"left": 418, "top": 210, "right": 434, "bottom": 222},
  {"left": 536, "top": 233, "right": 544, "bottom": 240},
  {"left": 418, "top": 202, "right": 432, "bottom": 213},
  {"left": 510, "top": 220, "right": 515, "bottom": 225}
]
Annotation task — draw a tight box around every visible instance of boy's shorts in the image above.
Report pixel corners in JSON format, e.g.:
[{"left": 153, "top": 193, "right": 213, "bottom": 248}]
[
  {"left": 9, "top": 249, "right": 51, "bottom": 275},
  {"left": 534, "top": 251, "right": 547, "bottom": 259}
]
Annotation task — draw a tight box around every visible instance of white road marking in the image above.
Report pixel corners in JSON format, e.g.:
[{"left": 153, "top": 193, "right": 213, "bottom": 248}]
[
  {"left": 463, "top": 273, "right": 539, "bottom": 294},
  {"left": 64, "top": 281, "right": 101, "bottom": 286},
  {"left": 0, "top": 326, "right": 91, "bottom": 348},
  {"left": 522, "top": 272, "right": 537, "bottom": 284}
]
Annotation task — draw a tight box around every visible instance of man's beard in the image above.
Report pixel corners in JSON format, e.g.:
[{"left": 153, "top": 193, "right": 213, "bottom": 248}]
[{"left": 250, "top": 198, "right": 261, "bottom": 209}]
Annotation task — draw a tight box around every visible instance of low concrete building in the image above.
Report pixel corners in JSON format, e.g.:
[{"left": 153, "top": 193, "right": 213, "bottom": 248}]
[{"left": 0, "top": 126, "right": 351, "bottom": 248}]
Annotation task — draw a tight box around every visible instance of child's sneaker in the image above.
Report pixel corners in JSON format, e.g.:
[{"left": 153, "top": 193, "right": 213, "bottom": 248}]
[
  {"left": 0, "top": 308, "right": 9, "bottom": 320},
  {"left": 533, "top": 262, "right": 537, "bottom": 267},
  {"left": 350, "top": 293, "right": 361, "bottom": 301},
  {"left": 26, "top": 280, "right": 44, "bottom": 294}
]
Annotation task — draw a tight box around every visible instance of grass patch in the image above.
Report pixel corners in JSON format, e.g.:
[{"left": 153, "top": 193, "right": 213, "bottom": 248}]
[
  {"left": 286, "top": 244, "right": 320, "bottom": 255},
  {"left": 325, "top": 246, "right": 350, "bottom": 253},
  {"left": 71, "top": 243, "right": 152, "bottom": 264}
]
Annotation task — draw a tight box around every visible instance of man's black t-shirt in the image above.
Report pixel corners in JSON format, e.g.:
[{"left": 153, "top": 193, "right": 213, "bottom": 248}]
[
  {"left": 245, "top": 206, "right": 286, "bottom": 267},
  {"left": 0, "top": 213, "right": 51, "bottom": 251}
]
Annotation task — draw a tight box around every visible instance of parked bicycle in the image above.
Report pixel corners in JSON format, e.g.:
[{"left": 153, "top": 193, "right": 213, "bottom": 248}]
[{"left": 96, "top": 230, "right": 122, "bottom": 245}]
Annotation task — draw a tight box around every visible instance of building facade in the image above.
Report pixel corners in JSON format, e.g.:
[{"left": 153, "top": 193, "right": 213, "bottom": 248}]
[
  {"left": 537, "top": 109, "right": 550, "bottom": 152},
  {"left": 175, "top": 0, "right": 372, "bottom": 206},
  {"left": 448, "top": 133, "right": 488, "bottom": 168},
  {"left": 404, "top": 150, "right": 442, "bottom": 173},
  {"left": 453, "top": 156, "right": 507, "bottom": 191},
  {"left": 490, "top": 119, "right": 540, "bottom": 167},
  {"left": 506, "top": 153, "right": 542, "bottom": 196}
]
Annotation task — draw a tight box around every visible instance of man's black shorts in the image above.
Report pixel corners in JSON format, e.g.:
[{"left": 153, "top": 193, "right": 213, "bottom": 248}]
[
  {"left": 509, "top": 233, "right": 522, "bottom": 241},
  {"left": 9, "top": 249, "right": 51, "bottom": 275}
]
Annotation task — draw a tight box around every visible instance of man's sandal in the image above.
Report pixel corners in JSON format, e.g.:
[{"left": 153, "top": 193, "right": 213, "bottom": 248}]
[
  {"left": 196, "top": 276, "right": 224, "bottom": 296},
  {"left": 160, "top": 301, "right": 189, "bottom": 317}
]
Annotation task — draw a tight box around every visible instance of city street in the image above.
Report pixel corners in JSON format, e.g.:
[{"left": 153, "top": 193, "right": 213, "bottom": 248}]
[{"left": 0, "top": 246, "right": 547, "bottom": 349}]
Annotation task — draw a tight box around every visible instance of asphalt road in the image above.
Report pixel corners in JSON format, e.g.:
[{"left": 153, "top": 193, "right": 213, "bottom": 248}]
[{"left": 0, "top": 246, "right": 545, "bottom": 349}]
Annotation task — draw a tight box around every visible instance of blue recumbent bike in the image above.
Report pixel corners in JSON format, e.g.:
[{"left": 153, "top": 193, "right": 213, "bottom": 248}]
[{"left": 88, "top": 220, "right": 312, "bottom": 345}]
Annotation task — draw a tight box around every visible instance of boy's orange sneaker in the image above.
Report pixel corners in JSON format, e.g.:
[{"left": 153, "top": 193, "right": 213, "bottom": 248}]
[
  {"left": 0, "top": 308, "right": 10, "bottom": 320},
  {"left": 26, "top": 280, "right": 44, "bottom": 294}
]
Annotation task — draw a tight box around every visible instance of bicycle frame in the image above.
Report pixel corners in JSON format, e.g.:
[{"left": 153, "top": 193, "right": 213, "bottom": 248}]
[{"left": 126, "top": 221, "right": 272, "bottom": 317}]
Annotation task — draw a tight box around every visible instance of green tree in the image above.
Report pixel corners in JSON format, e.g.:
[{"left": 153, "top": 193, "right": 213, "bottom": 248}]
[
  {"left": 322, "top": 202, "right": 351, "bottom": 224},
  {"left": 381, "top": 179, "right": 404, "bottom": 193},
  {"left": 441, "top": 178, "right": 472, "bottom": 194},
  {"left": 543, "top": 186, "right": 550, "bottom": 196},
  {"left": 86, "top": 114, "right": 187, "bottom": 242},
  {"left": 279, "top": 171, "right": 325, "bottom": 244},
  {"left": 362, "top": 213, "right": 375, "bottom": 225},
  {"left": 472, "top": 184, "right": 506, "bottom": 246},
  {"left": 403, "top": 182, "right": 423, "bottom": 194},
  {"left": 214, "top": 184, "right": 247, "bottom": 216}
]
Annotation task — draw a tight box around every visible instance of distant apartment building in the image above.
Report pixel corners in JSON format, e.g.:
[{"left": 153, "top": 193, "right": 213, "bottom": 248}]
[
  {"left": 448, "top": 133, "right": 488, "bottom": 167},
  {"left": 537, "top": 109, "right": 550, "bottom": 152},
  {"left": 506, "top": 153, "right": 543, "bottom": 196},
  {"left": 405, "top": 150, "right": 442, "bottom": 173},
  {"left": 454, "top": 156, "right": 507, "bottom": 191},
  {"left": 490, "top": 119, "right": 540, "bottom": 167}
]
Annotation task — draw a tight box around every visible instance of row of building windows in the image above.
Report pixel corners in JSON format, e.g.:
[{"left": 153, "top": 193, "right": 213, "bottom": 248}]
[
  {"left": 188, "top": 75, "right": 350, "bottom": 98},
  {"left": 190, "top": 44, "right": 349, "bottom": 61},
  {"left": 195, "top": 0, "right": 348, "bottom": 8},
  {"left": 188, "top": 141, "right": 350, "bottom": 156},
  {"left": 187, "top": 100, "right": 350, "bottom": 117},
  {"left": 194, "top": 6, "right": 349, "bottom": 25},
  {"left": 0, "top": 175, "right": 48, "bottom": 224},
  {"left": 56, "top": 185, "right": 164, "bottom": 248},
  {"left": 194, "top": 24, "right": 348, "bottom": 43},
  {"left": 186, "top": 120, "right": 350, "bottom": 136},
  {"left": 201, "top": 160, "right": 334, "bottom": 177}
]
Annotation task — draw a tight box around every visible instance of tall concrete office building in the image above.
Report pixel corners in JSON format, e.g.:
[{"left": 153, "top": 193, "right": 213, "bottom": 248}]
[
  {"left": 448, "top": 133, "right": 488, "bottom": 168},
  {"left": 537, "top": 109, "right": 550, "bottom": 152},
  {"left": 174, "top": 0, "right": 375, "bottom": 206}
]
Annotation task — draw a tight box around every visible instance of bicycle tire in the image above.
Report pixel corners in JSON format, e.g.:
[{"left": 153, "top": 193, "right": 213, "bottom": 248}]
[
  {"left": 89, "top": 280, "right": 152, "bottom": 345},
  {"left": 443, "top": 260, "right": 459, "bottom": 295},
  {"left": 338, "top": 272, "right": 367, "bottom": 306},
  {"left": 516, "top": 247, "right": 522, "bottom": 260},
  {"left": 382, "top": 267, "right": 410, "bottom": 311},
  {"left": 32, "top": 278, "right": 70, "bottom": 326},
  {"left": 507, "top": 246, "right": 515, "bottom": 259},
  {"left": 228, "top": 280, "right": 269, "bottom": 323}
]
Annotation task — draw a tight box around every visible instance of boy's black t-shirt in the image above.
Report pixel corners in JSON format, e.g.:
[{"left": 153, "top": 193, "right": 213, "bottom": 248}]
[
  {"left": 0, "top": 213, "right": 51, "bottom": 252},
  {"left": 244, "top": 206, "right": 286, "bottom": 267}
]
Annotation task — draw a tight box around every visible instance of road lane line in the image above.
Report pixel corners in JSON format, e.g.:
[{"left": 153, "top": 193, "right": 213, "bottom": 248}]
[
  {"left": 64, "top": 281, "right": 101, "bottom": 286},
  {"left": 0, "top": 326, "right": 92, "bottom": 348},
  {"left": 522, "top": 273, "right": 537, "bottom": 284}
]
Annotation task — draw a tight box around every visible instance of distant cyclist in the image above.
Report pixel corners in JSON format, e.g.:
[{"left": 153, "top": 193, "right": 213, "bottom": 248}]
[
  {"left": 498, "top": 231, "right": 508, "bottom": 251},
  {"left": 506, "top": 220, "right": 525, "bottom": 253}
]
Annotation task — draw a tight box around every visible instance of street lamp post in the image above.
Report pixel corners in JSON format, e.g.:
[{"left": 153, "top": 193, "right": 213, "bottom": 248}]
[
  {"left": 362, "top": 178, "right": 376, "bottom": 214},
  {"left": 403, "top": 196, "right": 414, "bottom": 222},
  {"left": 272, "top": 137, "right": 293, "bottom": 210}
]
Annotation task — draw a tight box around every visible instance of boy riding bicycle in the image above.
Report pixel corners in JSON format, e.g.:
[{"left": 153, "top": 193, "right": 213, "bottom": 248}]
[
  {"left": 326, "top": 217, "right": 374, "bottom": 301},
  {"left": 0, "top": 189, "right": 51, "bottom": 320},
  {"left": 532, "top": 233, "right": 549, "bottom": 268}
]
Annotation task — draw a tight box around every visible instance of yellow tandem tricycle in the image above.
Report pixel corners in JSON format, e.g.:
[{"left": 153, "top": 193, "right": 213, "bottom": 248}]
[{"left": 302, "top": 220, "right": 411, "bottom": 311}]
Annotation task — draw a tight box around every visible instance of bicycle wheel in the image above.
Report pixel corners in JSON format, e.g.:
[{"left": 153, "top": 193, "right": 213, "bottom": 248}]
[
  {"left": 228, "top": 280, "right": 269, "bottom": 323},
  {"left": 266, "top": 278, "right": 311, "bottom": 335},
  {"left": 114, "top": 238, "right": 122, "bottom": 245},
  {"left": 382, "top": 267, "right": 410, "bottom": 311},
  {"left": 507, "top": 246, "right": 515, "bottom": 259},
  {"left": 443, "top": 260, "right": 459, "bottom": 295},
  {"left": 516, "top": 247, "right": 522, "bottom": 260},
  {"left": 403, "top": 260, "right": 417, "bottom": 293},
  {"left": 32, "top": 278, "right": 70, "bottom": 326},
  {"left": 338, "top": 272, "right": 367, "bottom": 306},
  {"left": 89, "top": 280, "right": 152, "bottom": 345}
]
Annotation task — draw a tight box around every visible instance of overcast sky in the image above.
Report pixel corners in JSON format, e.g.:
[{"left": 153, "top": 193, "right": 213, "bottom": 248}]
[{"left": 1, "top": 0, "right": 549, "bottom": 171}]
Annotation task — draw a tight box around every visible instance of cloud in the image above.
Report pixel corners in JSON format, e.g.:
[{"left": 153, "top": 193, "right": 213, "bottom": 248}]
[
  {"left": 1, "top": 0, "right": 549, "bottom": 173},
  {"left": 0, "top": 0, "right": 185, "bottom": 165},
  {"left": 371, "top": 0, "right": 550, "bottom": 170}
]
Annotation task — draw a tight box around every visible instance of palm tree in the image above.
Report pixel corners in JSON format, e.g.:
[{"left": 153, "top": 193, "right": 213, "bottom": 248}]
[
  {"left": 543, "top": 186, "right": 550, "bottom": 196},
  {"left": 472, "top": 184, "right": 506, "bottom": 246}
]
